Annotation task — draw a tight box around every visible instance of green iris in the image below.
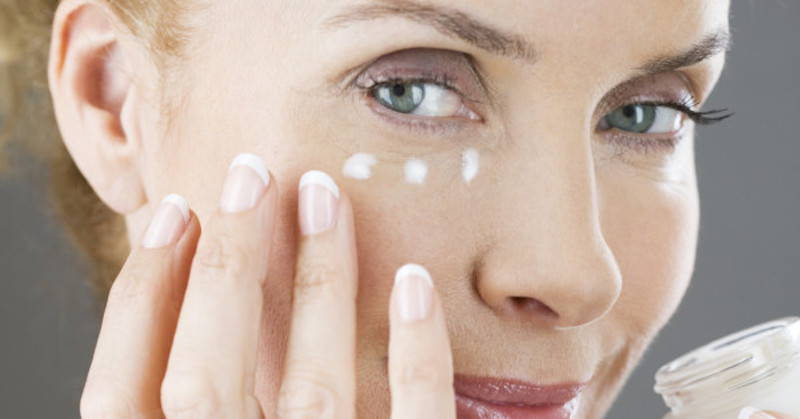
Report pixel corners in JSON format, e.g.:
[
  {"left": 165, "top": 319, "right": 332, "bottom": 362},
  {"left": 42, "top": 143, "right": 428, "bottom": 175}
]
[
  {"left": 605, "top": 104, "right": 657, "bottom": 133},
  {"left": 373, "top": 83, "right": 425, "bottom": 114}
]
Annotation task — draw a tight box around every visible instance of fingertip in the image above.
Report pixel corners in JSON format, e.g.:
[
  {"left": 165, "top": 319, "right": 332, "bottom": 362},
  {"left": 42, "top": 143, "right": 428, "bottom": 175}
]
[
  {"left": 395, "top": 263, "right": 433, "bottom": 287},
  {"left": 300, "top": 170, "right": 339, "bottom": 199},
  {"left": 229, "top": 153, "right": 271, "bottom": 188},
  {"left": 393, "top": 263, "right": 435, "bottom": 323},
  {"left": 176, "top": 209, "right": 202, "bottom": 251},
  {"left": 333, "top": 190, "right": 358, "bottom": 267},
  {"left": 141, "top": 194, "right": 192, "bottom": 249}
]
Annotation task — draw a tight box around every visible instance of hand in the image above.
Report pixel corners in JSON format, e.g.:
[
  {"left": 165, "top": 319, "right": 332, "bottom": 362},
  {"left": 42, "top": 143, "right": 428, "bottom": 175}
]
[
  {"left": 740, "top": 407, "right": 799, "bottom": 419},
  {"left": 79, "top": 154, "right": 456, "bottom": 418}
]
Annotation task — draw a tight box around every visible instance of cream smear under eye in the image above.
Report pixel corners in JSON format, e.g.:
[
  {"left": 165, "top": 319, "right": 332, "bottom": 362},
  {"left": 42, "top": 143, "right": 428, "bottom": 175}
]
[{"left": 342, "top": 153, "right": 378, "bottom": 180}]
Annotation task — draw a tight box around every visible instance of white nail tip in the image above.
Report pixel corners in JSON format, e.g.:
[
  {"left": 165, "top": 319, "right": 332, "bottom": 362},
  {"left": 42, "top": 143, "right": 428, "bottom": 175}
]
[
  {"left": 738, "top": 407, "right": 761, "bottom": 419},
  {"left": 229, "top": 153, "right": 270, "bottom": 187},
  {"left": 162, "top": 194, "right": 190, "bottom": 222},
  {"left": 395, "top": 263, "right": 433, "bottom": 287},
  {"left": 300, "top": 170, "right": 340, "bottom": 199}
]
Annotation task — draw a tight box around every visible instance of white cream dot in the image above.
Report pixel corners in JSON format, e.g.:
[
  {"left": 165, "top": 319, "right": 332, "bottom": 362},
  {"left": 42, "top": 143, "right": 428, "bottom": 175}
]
[
  {"left": 462, "top": 148, "right": 480, "bottom": 184},
  {"left": 404, "top": 158, "right": 428, "bottom": 185},
  {"left": 342, "top": 153, "right": 378, "bottom": 180}
]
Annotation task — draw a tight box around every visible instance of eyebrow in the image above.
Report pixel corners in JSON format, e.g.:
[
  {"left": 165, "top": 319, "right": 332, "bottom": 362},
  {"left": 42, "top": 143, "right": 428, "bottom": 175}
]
[
  {"left": 638, "top": 30, "right": 732, "bottom": 75},
  {"left": 324, "top": 0, "right": 538, "bottom": 61},
  {"left": 326, "top": 1, "right": 730, "bottom": 74}
]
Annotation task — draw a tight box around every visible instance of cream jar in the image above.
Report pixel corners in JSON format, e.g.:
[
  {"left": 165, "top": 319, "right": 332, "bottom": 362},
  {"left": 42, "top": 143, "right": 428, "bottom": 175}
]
[{"left": 655, "top": 316, "right": 800, "bottom": 418}]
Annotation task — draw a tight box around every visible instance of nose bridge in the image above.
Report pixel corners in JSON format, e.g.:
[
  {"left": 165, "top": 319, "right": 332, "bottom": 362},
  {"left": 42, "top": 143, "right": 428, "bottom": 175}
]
[{"left": 477, "top": 111, "right": 622, "bottom": 329}]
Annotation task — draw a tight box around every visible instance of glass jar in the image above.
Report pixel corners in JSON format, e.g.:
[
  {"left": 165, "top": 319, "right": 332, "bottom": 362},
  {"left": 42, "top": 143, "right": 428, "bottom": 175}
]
[{"left": 655, "top": 316, "right": 800, "bottom": 418}]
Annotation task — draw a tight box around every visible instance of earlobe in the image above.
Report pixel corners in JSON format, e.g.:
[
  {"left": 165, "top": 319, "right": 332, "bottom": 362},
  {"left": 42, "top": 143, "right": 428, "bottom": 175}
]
[{"left": 48, "top": 0, "right": 147, "bottom": 214}]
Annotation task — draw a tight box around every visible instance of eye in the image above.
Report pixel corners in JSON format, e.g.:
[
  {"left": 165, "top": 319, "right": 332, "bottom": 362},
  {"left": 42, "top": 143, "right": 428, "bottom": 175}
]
[
  {"left": 602, "top": 104, "right": 682, "bottom": 134},
  {"left": 372, "top": 82, "right": 464, "bottom": 117}
]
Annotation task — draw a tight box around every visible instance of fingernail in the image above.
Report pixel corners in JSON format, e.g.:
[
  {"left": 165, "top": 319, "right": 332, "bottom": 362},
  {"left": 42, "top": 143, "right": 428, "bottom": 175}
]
[
  {"left": 142, "top": 194, "right": 190, "bottom": 249},
  {"left": 739, "top": 407, "right": 777, "bottom": 419},
  {"left": 219, "top": 153, "right": 271, "bottom": 213},
  {"left": 298, "top": 170, "right": 340, "bottom": 236},
  {"left": 395, "top": 263, "right": 434, "bottom": 323}
]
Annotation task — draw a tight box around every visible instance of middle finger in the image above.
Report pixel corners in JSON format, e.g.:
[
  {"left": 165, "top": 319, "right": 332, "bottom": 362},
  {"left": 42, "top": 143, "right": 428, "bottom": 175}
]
[{"left": 161, "top": 154, "right": 276, "bottom": 418}]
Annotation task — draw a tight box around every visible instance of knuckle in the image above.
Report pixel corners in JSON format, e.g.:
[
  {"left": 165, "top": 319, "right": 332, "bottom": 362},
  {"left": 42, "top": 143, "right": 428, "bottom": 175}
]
[
  {"left": 293, "top": 261, "right": 345, "bottom": 299},
  {"left": 394, "top": 355, "right": 447, "bottom": 389},
  {"left": 277, "top": 375, "right": 339, "bottom": 419},
  {"left": 194, "top": 235, "right": 252, "bottom": 280},
  {"left": 161, "top": 373, "right": 221, "bottom": 418},
  {"left": 106, "top": 271, "right": 161, "bottom": 311}
]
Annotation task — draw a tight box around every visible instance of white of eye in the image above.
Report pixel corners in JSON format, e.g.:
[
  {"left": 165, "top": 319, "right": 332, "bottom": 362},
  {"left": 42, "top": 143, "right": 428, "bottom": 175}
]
[
  {"left": 410, "top": 84, "right": 463, "bottom": 117},
  {"left": 647, "top": 107, "right": 683, "bottom": 133}
]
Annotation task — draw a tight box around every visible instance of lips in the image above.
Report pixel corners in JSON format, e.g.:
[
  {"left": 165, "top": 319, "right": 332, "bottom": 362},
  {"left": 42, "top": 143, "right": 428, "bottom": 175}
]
[{"left": 454, "top": 374, "right": 585, "bottom": 419}]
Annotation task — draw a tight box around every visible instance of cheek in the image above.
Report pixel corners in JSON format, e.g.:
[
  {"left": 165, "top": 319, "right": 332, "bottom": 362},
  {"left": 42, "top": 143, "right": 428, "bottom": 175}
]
[{"left": 601, "top": 174, "right": 699, "bottom": 338}]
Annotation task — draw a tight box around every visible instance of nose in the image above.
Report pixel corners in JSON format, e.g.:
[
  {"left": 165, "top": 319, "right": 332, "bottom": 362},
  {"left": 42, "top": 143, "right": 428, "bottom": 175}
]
[{"left": 475, "top": 123, "right": 622, "bottom": 329}]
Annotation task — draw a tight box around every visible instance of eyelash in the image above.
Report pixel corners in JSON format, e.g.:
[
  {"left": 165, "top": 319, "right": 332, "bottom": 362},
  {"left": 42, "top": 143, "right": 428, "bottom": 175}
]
[
  {"left": 639, "top": 96, "right": 735, "bottom": 126},
  {"left": 358, "top": 72, "right": 462, "bottom": 98}
]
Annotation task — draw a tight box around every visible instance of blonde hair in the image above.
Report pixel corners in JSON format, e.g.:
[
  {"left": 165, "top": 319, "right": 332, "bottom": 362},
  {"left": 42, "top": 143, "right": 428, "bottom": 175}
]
[{"left": 1, "top": 0, "right": 193, "bottom": 295}]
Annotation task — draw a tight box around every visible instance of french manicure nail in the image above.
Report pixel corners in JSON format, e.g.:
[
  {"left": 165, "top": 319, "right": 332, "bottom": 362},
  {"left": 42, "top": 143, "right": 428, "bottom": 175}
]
[
  {"left": 395, "top": 263, "right": 434, "bottom": 323},
  {"left": 142, "top": 194, "right": 190, "bottom": 249},
  {"left": 219, "top": 153, "right": 271, "bottom": 213},
  {"left": 298, "top": 170, "right": 340, "bottom": 236},
  {"left": 739, "top": 407, "right": 777, "bottom": 419}
]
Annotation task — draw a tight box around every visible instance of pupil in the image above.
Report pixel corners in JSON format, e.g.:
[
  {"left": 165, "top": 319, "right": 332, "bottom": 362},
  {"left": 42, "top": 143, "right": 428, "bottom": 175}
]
[
  {"left": 622, "top": 105, "right": 636, "bottom": 118},
  {"left": 392, "top": 84, "right": 406, "bottom": 97}
]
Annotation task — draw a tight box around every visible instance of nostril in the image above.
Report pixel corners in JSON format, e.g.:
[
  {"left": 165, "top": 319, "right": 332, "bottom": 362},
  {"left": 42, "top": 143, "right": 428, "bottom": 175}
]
[{"left": 510, "top": 297, "right": 559, "bottom": 319}]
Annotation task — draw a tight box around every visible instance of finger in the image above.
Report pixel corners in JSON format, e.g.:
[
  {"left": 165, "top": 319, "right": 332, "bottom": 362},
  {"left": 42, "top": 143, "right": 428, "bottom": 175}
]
[
  {"left": 389, "top": 264, "right": 456, "bottom": 419},
  {"left": 81, "top": 194, "right": 200, "bottom": 418},
  {"left": 277, "top": 171, "right": 358, "bottom": 418},
  {"left": 162, "top": 154, "right": 275, "bottom": 418}
]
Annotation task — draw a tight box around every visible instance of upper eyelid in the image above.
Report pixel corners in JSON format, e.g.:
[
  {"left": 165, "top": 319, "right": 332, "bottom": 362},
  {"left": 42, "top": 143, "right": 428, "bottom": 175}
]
[
  {"left": 350, "top": 48, "right": 490, "bottom": 99},
  {"left": 356, "top": 74, "right": 480, "bottom": 106},
  {"left": 596, "top": 71, "right": 699, "bottom": 114}
]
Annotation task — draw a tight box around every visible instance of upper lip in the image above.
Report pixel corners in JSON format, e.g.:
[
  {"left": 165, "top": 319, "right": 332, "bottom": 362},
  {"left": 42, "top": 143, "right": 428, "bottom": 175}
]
[{"left": 453, "top": 374, "right": 586, "bottom": 406}]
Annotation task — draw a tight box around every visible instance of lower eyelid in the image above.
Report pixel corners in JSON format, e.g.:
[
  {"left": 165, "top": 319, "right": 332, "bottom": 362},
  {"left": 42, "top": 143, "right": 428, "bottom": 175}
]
[{"left": 602, "top": 127, "right": 689, "bottom": 155}]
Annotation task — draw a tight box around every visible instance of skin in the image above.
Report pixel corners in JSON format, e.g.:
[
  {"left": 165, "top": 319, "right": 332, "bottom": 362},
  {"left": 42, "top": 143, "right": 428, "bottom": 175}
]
[{"left": 48, "top": 0, "right": 790, "bottom": 417}]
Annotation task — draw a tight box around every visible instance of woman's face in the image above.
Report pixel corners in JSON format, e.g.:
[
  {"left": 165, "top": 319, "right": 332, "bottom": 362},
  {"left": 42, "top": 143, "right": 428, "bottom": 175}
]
[{"left": 129, "top": 0, "right": 729, "bottom": 416}]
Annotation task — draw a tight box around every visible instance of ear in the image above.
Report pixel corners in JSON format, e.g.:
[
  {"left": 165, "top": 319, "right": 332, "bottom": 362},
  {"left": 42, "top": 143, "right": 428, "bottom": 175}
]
[{"left": 48, "top": 0, "right": 149, "bottom": 214}]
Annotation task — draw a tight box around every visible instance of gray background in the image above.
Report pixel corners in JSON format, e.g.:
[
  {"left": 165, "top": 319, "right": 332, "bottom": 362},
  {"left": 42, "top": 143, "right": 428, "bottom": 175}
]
[{"left": 1, "top": 2, "right": 798, "bottom": 418}]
